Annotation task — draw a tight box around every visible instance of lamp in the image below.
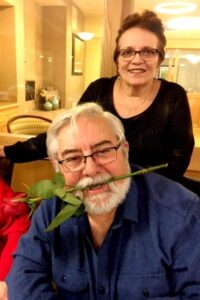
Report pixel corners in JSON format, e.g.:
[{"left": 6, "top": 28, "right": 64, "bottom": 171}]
[
  {"left": 155, "top": 2, "right": 197, "bottom": 14},
  {"left": 77, "top": 32, "right": 94, "bottom": 41},
  {"left": 185, "top": 54, "right": 200, "bottom": 64}
]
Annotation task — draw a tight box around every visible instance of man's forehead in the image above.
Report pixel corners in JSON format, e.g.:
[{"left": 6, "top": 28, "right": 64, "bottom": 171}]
[
  {"left": 60, "top": 140, "right": 114, "bottom": 156},
  {"left": 60, "top": 116, "right": 113, "bottom": 136},
  {"left": 57, "top": 117, "right": 116, "bottom": 147}
]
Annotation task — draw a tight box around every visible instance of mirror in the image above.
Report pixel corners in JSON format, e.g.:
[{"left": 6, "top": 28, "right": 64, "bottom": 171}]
[{"left": 72, "top": 33, "right": 84, "bottom": 75}]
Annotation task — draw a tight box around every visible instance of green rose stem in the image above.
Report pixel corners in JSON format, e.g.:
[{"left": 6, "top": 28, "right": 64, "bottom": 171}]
[
  {"left": 22, "top": 163, "right": 168, "bottom": 231},
  {"left": 66, "top": 163, "right": 168, "bottom": 192}
]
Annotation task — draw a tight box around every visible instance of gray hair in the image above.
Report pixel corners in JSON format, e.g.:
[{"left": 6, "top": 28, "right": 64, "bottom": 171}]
[{"left": 46, "top": 102, "right": 126, "bottom": 161}]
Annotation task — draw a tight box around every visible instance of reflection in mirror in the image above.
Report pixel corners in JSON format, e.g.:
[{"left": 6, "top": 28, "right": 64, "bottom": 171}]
[{"left": 72, "top": 33, "right": 84, "bottom": 75}]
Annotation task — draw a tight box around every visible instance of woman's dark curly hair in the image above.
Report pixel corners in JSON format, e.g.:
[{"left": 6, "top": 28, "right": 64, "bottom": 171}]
[{"left": 113, "top": 10, "right": 166, "bottom": 64}]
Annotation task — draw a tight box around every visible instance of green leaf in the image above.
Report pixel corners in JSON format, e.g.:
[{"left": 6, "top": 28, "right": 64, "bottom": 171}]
[
  {"left": 62, "top": 193, "right": 82, "bottom": 206},
  {"left": 29, "top": 179, "right": 56, "bottom": 199},
  {"left": 74, "top": 204, "right": 85, "bottom": 216},
  {"left": 53, "top": 187, "right": 66, "bottom": 199},
  {"left": 53, "top": 172, "right": 65, "bottom": 187},
  {"left": 46, "top": 204, "right": 81, "bottom": 231}
]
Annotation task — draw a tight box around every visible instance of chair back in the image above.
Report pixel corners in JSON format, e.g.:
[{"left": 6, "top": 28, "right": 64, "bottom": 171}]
[{"left": 7, "top": 114, "right": 51, "bottom": 135}]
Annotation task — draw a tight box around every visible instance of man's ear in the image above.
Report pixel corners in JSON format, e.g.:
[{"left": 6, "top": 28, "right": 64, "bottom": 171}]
[
  {"left": 122, "top": 140, "right": 129, "bottom": 158},
  {"left": 52, "top": 160, "right": 60, "bottom": 172},
  {"left": 123, "top": 140, "right": 129, "bottom": 150}
]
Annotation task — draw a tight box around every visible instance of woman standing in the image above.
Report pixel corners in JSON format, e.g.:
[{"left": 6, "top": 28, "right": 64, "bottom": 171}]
[
  {"left": 0, "top": 11, "right": 194, "bottom": 183},
  {"left": 79, "top": 10, "right": 194, "bottom": 181}
]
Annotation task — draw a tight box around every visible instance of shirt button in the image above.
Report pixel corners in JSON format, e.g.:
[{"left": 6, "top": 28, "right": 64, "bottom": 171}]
[
  {"left": 61, "top": 276, "right": 67, "bottom": 283},
  {"left": 142, "top": 288, "right": 150, "bottom": 297},
  {"left": 98, "top": 286, "right": 106, "bottom": 294}
]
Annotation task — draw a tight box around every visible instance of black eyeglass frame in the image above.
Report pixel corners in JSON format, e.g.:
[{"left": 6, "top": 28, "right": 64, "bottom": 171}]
[
  {"left": 117, "top": 47, "right": 160, "bottom": 61},
  {"left": 58, "top": 142, "right": 122, "bottom": 172}
]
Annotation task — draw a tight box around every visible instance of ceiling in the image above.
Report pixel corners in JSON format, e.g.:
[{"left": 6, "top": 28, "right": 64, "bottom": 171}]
[
  {"left": 72, "top": 0, "right": 104, "bottom": 16},
  {"left": 25, "top": 0, "right": 200, "bottom": 34},
  {"left": 32, "top": 0, "right": 200, "bottom": 24},
  {"left": 72, "top": 0, "right": 200, "bottom": 30}
]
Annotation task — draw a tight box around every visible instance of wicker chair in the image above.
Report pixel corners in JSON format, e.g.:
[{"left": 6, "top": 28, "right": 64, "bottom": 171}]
[{"left": 7, "top": 114, "right": 51, "bottom": 135}]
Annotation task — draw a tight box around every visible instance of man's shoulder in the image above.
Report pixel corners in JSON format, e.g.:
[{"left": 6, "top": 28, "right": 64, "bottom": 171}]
[{"left": 141, "top": 172, "right": 200, "bottom": 219}]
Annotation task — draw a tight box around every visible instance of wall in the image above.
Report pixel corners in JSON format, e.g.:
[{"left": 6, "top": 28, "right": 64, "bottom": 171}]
[
  {"left": 0, "top": 5, "right": 16, "bottom": 102},
  {"left": 24, "top": 0, "right": 43, "bottom": 95},
  {"left": 64, "top": 3, "right": 85, "bottom": 108},
  {"left": 166, "top": 30, "right": 200, "bottom": 49},
  {"left": 84, "top": 15, "right": 103, "bottom": 89},
  {"left": 42, "top": 6, "right": 67, "bottom": 103}
]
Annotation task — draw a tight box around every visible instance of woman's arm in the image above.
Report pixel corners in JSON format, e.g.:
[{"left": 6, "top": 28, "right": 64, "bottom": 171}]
[{"left": 3, "top": 133, "right": 47, "bottom": 163}]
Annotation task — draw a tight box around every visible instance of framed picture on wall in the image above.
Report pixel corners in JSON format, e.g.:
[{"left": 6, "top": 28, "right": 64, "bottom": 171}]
[
  {"left": 25, "top": 80, "right": 35, "bottom": 100},
  {"left": 72, "top": 33, "right": 84, "bottom": 75}
]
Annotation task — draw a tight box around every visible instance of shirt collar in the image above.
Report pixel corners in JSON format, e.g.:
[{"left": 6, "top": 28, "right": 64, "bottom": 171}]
[{"left": 122, "top": 179, "right": 139, "bottom": 223}]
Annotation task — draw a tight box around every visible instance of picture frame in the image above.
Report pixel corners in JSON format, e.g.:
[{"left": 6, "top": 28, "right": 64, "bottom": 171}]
[
  {"left": 72, "top": 33, "right": 84, "bottom": 75},
  {"left": 25, "top": 80, "right": 35, "bottom": 100}
]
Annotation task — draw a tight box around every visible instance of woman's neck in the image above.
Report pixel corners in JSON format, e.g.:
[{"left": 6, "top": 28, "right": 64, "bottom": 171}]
[
  {"left": 113, "top": 78, "right": 160, "bottom": 118},
  {"left": 119, "top": 78, "right": 155, "bottom": 99}
]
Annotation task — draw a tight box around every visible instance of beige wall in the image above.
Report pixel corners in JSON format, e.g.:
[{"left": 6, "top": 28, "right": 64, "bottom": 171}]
[
  {"left": 24, "top": 0, "right": 43, "bottom": 91},
  {"left": 64, "top": 2, "right": 85, "bottom": 108},
  {"left": 84, "top": 15, "right": 103, "bottom": 89},
  {"left": 42, "top": 6, "right": 67, "bottom": 103},
  {"left": 166, "top": 30, "right": 200, "bottom": 49},
  {"left": 0, "top": 6, "right": 16, "bottom": 102}
]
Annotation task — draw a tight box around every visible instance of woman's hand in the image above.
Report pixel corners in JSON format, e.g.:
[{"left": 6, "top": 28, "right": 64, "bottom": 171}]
[{"left": 0, "top": 281, "right": 8, "bottom": 300}]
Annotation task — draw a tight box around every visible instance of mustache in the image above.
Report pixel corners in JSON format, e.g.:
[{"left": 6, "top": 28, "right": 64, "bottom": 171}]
[
  {"left": 76, "top": 173, "right": 112, "bottom": 190},
  {"left": 74, "top": 173, "right": 116, "bottom": 200}
]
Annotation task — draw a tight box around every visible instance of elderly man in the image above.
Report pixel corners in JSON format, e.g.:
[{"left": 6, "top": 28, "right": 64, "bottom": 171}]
[{"left": 7, "top": 103, "right": 200, "bottom": 299}]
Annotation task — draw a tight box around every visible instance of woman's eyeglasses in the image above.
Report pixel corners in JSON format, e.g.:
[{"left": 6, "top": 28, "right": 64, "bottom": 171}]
[{"left": 118, "top": 47, "right": 159, "bottom": 61}]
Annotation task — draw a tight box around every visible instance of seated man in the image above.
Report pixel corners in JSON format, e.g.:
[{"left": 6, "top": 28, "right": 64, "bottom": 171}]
[{"left": 7, "top": 103, "right": 200, "bottom": 299}]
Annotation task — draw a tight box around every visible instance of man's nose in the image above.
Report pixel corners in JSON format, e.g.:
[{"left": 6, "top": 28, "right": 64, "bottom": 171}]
[{"left": 82, "top": 156, "right": 100, "bottom": 177}]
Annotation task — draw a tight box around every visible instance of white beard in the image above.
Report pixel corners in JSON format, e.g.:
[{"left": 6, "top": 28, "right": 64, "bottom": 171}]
[{"left": 74, "top": 172, "right": 131, "bottom": 215}]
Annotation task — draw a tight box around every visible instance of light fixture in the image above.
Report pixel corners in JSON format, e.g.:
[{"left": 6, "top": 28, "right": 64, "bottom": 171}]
[
  {"left": 166, "top": 17, "right": 200, "bottom": 30},
  {"left": 77, "top": 32, "right": 94, "bottom": 41},
  {"left": 155, "top": 2, "right": 197, "bottom": 14},
  {"left": 185, "top": 54, "right": 200, "bottom": 64}
]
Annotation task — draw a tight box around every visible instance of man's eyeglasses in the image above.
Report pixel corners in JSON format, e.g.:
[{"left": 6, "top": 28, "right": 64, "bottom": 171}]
[
  {"left": 58, "top": 143, "right": 122, "bottom": 173},
  {"left": 118, "top": 47, "right": 159, "bottom": 61}
]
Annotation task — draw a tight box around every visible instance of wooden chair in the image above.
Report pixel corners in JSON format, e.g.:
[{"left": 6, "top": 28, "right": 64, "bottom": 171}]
[{"left": 7, "top": 114, "right": 51, "bottom": 135}]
